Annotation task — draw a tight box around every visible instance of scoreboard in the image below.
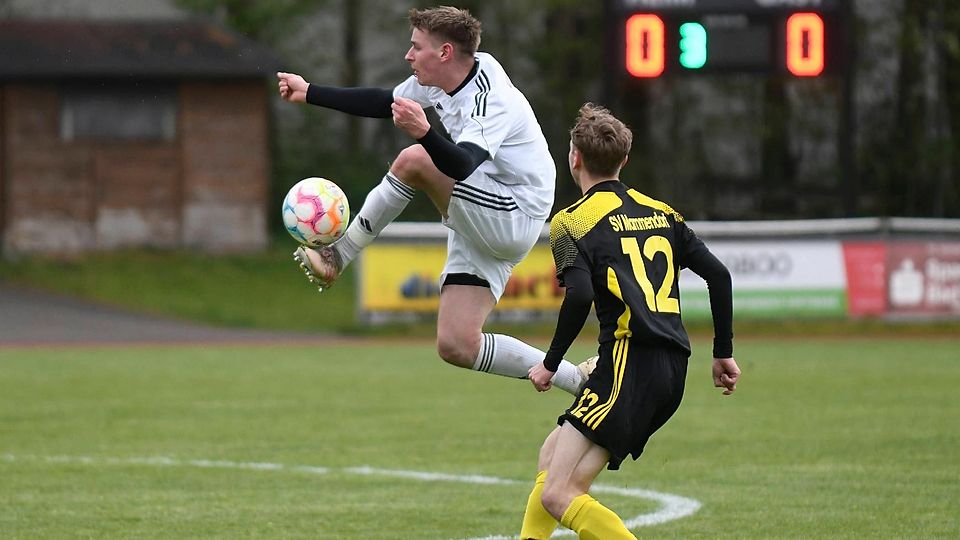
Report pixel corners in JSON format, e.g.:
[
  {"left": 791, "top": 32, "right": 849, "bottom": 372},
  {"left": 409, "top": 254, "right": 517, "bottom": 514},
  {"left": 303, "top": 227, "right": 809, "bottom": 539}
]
[{"left": 610, "top": 0, "right": 847, "bottom": 77}]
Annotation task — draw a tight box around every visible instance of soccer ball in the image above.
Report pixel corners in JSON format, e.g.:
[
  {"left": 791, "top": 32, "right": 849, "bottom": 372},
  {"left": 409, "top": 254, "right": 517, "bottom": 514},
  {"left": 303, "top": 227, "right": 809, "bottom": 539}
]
[{"left": 282, "top": 177, "right": 350, "bottom": 246}]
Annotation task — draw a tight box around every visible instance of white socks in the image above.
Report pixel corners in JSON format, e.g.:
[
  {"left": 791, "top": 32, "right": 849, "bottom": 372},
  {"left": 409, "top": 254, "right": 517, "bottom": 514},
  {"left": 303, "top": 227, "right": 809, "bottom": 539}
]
[
  {"left": 334, "top": 172, "right": 414, "bottom": 267},
  {"left": 473, "top": 333, "right": 585, "bottom": 395}
]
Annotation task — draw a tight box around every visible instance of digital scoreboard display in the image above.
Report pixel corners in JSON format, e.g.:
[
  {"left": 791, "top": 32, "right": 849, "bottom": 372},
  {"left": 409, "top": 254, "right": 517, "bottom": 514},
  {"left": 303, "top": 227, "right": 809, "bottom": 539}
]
[{"left": 612, "top": 0, "right": 845, "bottom": 77}]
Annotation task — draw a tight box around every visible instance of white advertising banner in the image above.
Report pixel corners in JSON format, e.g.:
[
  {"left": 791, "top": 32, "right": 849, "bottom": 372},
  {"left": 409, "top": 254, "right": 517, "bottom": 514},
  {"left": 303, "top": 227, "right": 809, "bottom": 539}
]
[
  {"left": 678, "top": 240, "right": 848, "bottom": 317},
  {"left": 679, "top": 240, "right": 846, "bottom": 289}
]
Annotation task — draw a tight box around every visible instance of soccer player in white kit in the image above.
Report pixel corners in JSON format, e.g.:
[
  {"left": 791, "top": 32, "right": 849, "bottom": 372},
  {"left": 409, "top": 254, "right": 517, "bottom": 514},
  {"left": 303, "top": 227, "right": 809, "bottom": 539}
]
[{"left": 277, "top": 6, "right": 593, "bottom": 394}]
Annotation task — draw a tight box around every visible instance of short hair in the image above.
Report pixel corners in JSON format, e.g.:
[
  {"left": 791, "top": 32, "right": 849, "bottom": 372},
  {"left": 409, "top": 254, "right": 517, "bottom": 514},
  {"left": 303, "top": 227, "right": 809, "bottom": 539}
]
[
  {"left": 408, "top": 6, "right": 482, "bottom": 57},
  {"left": 569, "top": 103, "right": 633, "bottom": 178}
]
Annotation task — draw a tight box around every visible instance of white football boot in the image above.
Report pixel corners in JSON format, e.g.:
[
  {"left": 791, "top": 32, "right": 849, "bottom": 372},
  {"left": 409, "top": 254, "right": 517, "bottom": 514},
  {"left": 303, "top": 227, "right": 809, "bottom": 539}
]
[
  {"left": 293, "top": 245, "right": 343, "bottom": 292},
  {"left": 576, "top": 355, "right": 598, "bottom": 391}
]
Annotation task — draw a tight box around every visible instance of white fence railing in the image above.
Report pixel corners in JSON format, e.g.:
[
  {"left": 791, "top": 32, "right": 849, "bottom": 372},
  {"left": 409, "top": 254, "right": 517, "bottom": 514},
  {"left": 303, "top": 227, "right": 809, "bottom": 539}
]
[{"left": 377, "top": 217, "right": 960, "bottom": 241}]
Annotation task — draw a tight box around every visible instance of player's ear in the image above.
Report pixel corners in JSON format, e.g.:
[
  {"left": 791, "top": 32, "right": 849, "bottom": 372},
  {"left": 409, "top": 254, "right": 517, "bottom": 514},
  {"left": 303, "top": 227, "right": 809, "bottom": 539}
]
[
  {"left": 568, "top": 143, "right": 582, "bottom": 172},
  {"left": 619, "top": 155, "right": 629, "bottom": 171},
  {"left": 440, "top": 42, "right": 454, "bottom": 59}
]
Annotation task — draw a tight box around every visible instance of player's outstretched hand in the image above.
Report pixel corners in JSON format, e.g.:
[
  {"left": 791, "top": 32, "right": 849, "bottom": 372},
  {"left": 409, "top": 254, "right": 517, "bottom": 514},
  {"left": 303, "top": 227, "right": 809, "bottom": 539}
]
[
  {"left": 277, "top": 72, "right": 308, "bottom": 103},
  {"left": 713, "top": 357, "right": 740, "bottom": 395},
  {"left": 528, "top": 362, "right": 554, "bottom": 392}
]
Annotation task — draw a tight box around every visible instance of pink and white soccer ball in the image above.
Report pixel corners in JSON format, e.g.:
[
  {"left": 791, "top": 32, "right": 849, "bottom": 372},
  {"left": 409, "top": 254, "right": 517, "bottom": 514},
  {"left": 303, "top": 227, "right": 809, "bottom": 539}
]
[{"left": 282, "top": 177, "right": 350, "bottom": 246}]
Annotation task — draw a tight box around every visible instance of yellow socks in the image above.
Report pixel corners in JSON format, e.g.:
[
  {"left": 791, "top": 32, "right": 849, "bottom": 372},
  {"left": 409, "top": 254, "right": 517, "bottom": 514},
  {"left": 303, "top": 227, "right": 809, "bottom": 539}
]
[
  {"left": 520, "top": 474, "right": 636, "bottom": 540},
  {"left": 519, "top": 471, "right": 558, "bottom": 540},
  {"left": 560, "top": 493, "right": 637, "bottom": 540}
]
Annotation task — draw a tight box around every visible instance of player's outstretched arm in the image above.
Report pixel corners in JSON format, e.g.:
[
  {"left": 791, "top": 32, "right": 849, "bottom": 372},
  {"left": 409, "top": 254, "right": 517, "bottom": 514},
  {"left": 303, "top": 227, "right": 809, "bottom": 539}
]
[
  {"left": 277, "top": 72, "right": 393, "bottom": 118},
  {"left": 277, "top": 72, "right": 308, "bottom": 103},
  {"left": 713, "top": 357, "right": 740, "bottom": 395}
]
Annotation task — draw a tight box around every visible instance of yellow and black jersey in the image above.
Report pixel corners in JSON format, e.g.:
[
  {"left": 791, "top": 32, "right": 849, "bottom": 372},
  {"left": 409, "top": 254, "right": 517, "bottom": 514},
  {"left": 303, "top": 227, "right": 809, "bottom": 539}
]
[{"left": 546, "top": 180, "right": 732, "bottom": 363}]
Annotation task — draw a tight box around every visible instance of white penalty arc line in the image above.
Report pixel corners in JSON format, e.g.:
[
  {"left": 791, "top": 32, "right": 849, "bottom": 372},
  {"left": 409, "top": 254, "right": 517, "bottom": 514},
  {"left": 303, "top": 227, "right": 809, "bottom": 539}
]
[{"left": 1, "top": 454, "right": 701, "bottom": 538}]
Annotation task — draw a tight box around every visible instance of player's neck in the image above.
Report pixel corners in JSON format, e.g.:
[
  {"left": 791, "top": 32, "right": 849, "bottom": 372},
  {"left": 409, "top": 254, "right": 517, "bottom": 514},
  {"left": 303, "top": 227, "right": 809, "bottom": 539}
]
[
  {"left": 578, "top": 175, "right": 619, "bottom": 195},
  {"left": 440, "top": 58, "right": 477, "bottom": 94}
]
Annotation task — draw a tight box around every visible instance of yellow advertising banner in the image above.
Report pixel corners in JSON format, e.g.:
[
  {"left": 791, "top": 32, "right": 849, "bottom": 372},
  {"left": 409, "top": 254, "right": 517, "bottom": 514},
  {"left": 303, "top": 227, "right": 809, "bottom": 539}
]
[{"left": 359, "top": 243, "right": 564, "bottom": 312}]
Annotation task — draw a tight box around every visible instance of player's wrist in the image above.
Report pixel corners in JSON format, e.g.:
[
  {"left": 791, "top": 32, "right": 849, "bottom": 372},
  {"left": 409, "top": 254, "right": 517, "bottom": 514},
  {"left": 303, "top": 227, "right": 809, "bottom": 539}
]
[
  {"left": 414, "top": 125, "right": 434, "bottom": 141},
  {"left": 305, "top": 83, "right": 320, "bottom": 105},
  {"left": 712, "top": 337, "right": 733, "bottom": 360},
  {"left": 541, "top": 355, "right": 561, "bottom": 373}
]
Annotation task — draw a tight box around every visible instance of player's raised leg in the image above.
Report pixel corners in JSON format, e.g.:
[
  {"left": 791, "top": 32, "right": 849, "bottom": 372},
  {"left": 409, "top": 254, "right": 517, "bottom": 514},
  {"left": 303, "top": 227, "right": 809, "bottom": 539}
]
[
  {"left": 436, "top": 285, "right": 589, "bottom": 395},
  {"left": 295, "top": 144, "right": 451, "bottom": 289},
  {"left": 338, "top": 145, "right": 456, "bottom": 263}
]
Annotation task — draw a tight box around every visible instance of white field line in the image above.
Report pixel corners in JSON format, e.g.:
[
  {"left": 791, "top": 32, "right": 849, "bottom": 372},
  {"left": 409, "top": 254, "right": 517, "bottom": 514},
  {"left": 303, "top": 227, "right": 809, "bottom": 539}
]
[{"left": 2, "top": 454, "right": 701, "bottom": 538}]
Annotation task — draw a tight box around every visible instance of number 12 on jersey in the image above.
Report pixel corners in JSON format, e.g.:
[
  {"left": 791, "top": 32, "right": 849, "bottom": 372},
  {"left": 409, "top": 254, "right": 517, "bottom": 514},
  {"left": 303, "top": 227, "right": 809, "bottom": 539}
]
[{"left": 620, "top": 235, "right": 680, "bottom": 314}]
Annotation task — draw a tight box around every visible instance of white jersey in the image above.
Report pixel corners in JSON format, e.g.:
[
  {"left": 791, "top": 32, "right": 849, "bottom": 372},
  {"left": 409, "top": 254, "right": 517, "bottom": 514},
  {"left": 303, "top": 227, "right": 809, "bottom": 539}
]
[{"left": 393, "top": 52, "right": 556, "bottom": 220}]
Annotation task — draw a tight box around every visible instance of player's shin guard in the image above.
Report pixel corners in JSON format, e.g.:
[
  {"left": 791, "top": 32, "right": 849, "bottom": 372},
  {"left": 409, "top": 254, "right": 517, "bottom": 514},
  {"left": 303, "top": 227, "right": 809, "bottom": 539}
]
[
  {"left": 335, "top": 172, "right": 414, "bottom": 267},
  {"left": 519, "top": 471, "right": 558, "bottom": 540},
  {"left": 560, "top": 494, "right": 637, "bottom": 540}
]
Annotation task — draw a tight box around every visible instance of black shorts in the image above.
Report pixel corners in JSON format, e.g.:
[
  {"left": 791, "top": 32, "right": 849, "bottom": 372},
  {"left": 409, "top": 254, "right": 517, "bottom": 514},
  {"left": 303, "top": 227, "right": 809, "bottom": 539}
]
[{"left": 558, "top": 340, "right": 689, "bottom": 470}]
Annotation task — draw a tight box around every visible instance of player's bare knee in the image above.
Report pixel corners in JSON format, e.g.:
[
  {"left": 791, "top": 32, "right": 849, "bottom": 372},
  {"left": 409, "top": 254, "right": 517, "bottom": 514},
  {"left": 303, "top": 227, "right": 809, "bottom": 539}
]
[
  {"left": 435, "top": 334, "right": 474, "bottom": 368},
  {"left": 540, "top": 484, "right": 572, "bottom": 520},
  {"left": 390, "top": 145, "right": 432, "bottom": 189}
]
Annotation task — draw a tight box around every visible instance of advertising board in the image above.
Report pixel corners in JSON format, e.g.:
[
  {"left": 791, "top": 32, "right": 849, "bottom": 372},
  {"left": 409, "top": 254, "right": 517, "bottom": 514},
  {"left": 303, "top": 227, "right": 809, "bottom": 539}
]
[{"left": 358, "top": 228, "right": 960, "bottom": 321}]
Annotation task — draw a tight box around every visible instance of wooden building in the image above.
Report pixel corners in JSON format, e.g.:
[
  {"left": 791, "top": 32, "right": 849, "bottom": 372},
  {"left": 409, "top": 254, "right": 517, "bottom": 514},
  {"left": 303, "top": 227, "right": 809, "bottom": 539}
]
[{"left": 0, "top": 19, "right": 278, "bottom": 255}]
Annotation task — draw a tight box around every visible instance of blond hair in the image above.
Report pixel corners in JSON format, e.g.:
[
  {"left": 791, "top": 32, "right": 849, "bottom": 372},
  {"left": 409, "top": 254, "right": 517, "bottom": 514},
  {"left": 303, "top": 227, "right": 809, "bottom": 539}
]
[
  {"left": 570, "top": 103, "right": 633, "bottom": 178},
  {"left": 408, "top": 6, "right": 481, "bottom": 57}
]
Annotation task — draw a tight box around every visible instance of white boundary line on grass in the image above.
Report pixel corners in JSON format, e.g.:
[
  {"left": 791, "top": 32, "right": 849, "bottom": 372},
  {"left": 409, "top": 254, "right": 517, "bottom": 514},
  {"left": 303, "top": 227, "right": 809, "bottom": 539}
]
[{"left": 1, "top": 454, "right": 701, "bottom": 538}]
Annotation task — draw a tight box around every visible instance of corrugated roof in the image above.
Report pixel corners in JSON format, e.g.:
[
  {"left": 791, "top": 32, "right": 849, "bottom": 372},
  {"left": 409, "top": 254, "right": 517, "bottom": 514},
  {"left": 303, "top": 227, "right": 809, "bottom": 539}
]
[{"left": 0, "top": 19, "right": 281, "bottom": 79}]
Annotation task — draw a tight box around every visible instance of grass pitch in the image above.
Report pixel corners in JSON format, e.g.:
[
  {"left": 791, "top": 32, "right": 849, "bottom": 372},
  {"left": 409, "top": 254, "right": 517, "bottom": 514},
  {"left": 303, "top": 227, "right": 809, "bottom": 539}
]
[{"left": 1, "top": 337, "right": 958, "bottom": 539}]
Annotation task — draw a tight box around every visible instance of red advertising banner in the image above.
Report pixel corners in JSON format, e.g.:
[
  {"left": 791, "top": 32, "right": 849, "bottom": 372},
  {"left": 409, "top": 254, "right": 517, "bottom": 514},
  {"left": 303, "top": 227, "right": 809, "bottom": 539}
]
[
  {"left": 886, "top": 242, "right": 960, "bottom": 316},
  {"left": 842, "top": 242, "right": 887, "bottom": 317}
]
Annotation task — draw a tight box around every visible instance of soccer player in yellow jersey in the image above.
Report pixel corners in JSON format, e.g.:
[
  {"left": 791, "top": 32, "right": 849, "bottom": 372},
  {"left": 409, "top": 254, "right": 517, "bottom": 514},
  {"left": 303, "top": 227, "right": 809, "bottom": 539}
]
[{"left": 519, "top": 103, "right": 741, "bottom": 539}]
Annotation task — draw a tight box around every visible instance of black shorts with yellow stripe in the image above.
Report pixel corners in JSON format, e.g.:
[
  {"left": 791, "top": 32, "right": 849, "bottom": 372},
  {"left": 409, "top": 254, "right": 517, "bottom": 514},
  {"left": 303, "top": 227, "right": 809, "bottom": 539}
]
[{"left": 558, "top": 340, "right": 689, "bottom": 470}]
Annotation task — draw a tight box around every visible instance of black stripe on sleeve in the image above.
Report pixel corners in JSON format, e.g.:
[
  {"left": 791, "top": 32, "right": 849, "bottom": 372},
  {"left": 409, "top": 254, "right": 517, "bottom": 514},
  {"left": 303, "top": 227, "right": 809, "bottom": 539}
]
[
  {"left": 472, "top": 71, "right": 490, "bottom": 118},
  {"left": 479, "top": 71, "right": 490, "bottom": 116}
]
